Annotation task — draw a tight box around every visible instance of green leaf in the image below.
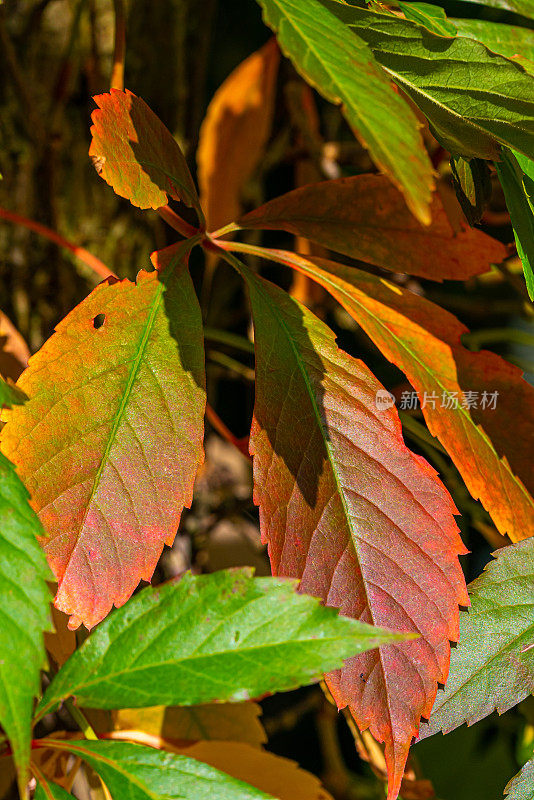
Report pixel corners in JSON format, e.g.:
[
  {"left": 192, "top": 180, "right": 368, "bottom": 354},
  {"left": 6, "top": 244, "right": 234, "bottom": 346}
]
[
  {"left": 255, "top": 0, "right": 434, "bottom": 224},
  {"left": 398, "top": 2, "right": 457, "bottom": 37},
  {"left": 37, "top": 569, "right": 402, "bottom": 717},
  {"left": 449, "top": 0, "right": 534, "bottom": 20},
  {"left": 450, "top": 155, "right": 492, "bottom": 225},
  {"left": 495, "top": 148, "right": 534, "bottom": 300},
  {"left": 420, "top": 537, "right": 534, "bottom": 740},
  {"left": 322, "top": 1, "right": 534, "bottom": 160},
  {"left": 39, "top": 739, "right": 275, "bottom": 800},
  {"left": 0, "top": 385, "right": 52, "bottom": 797},
  {"left": 89, "top": 89, "right": 203, "bottom": 221},
  {"left": 505, "top": 758, "right": 534, "bottom": 800},
  {"left": 0, "top": 375, "right": 26, "bottom": 408},
  {"left": 34, "top": 778, "right": 76, "bottom": 800},
  {"left": 453, "top": 18, "right": 534, "bottom": 71}
]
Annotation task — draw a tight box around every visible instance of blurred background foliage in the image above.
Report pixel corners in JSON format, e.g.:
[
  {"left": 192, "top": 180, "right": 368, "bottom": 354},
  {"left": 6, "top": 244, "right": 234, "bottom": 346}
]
[{"left": 1, "top": 1, "right": 533, "bottom": 798}]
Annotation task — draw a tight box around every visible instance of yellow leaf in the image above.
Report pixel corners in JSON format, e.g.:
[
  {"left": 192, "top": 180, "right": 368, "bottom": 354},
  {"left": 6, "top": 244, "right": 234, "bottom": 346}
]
[
  {"left": 176, "top": 741, "right": 334, "bottom": 800},
  {"left": 112, "top": 703, "right": 266, "bottom": 748}
]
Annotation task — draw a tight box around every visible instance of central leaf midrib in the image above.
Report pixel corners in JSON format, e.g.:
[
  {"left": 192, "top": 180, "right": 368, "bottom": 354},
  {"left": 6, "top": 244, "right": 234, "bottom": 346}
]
[
  {"left": 248, "top": 271, "right": 398, "bottom": 734},
  {"left": 79, "top": 283, "right": 163, "bottom": 536}
]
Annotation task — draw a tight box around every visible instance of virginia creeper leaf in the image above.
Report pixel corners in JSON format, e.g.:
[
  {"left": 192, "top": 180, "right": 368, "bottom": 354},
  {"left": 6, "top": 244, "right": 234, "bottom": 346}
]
[
  {"left": 39, "top": 739, "right": 275, "bottom": 800},
  {"left": 452, "top": 19, "right": 534, "bottom": 71},
  {"left": 233, "top": 257, "right": 468, "bottom": 800},
  {"left": 505, "top": 758, "right": 534, "bottom": 800},
  {"left": 322, "top": 1, "right": 534, "bottom": 160},
  {"left": 253, "top": 249, "right": 534, "bottom": 541},
  {"left": 398, "top": 2, "right": 457, "bottom": 37},
  {"left": 198, "top": 39, "right": 280, "bottom": 231},
  {"left": 37, "top": 569, "right": 403, "bottom": 717},
  {"left": 89, "top": 89, "right": 202, "bottom": 219},
  {"left": 0, "top": 374, "right": 26, "bottom": 408},
  {"left": 1, "top": 243, "right": 206, "bottom": 629},
  {"left": 495, "top": 148, "right": 534, "bottom": 300},
  {"left": 34, "top": 778, "right": 76, "bottom": 800},
  {"left": 112, "top": 703, "right": 267, "bottom": 747},
  {"left": 448, "top": 0, "right": 534, "bottom": 19},
  {"left": 237, "top": 175, "right": 506, "bottom": 281},
  {"left": 0, "top": 389, "right": 52, "bottom": 795},
  {"left": 450, "top": 156, "right": 492, "bottom": 226},
  {"left": 420, "top": 538, "right": 534, "bottom": 739},
  {"left": 255, "top": 0, "right": 435, "bottom": 225}
]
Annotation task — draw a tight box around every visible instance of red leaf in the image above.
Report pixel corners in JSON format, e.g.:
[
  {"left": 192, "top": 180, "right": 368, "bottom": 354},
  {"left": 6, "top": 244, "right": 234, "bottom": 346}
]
[
  {"left": 252, "top": 250, "right": 534, "bottom": 542},
  {"left": 236, "top": 175, "right": 506, "bottom": 281},
  {"left": 89, "top": 89, "right": 202, "bottom": 218},
  {"left": 1, "top": 246, "right": 205, "bottom": 629},
  {"left": 238, "top": 260, "right": 468, "bottom": 800}
]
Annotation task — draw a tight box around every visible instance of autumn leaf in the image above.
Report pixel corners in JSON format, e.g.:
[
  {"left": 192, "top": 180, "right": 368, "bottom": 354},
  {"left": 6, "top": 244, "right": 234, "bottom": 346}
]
[
  {"left": 1, "top": 243, "right": 206, "bottom": 629},
  {"left": 420, "top": 537, "right": 534, "bottom": 739},
  {"left": 89, "top": 89, "right": 202, "bottom": 219},
  {"left": 0, "top": 310, "right": 30, "bottom": 381},
  {"left": 44, "top": 605, "right": 77, "bottom": 668},
  {"left": 243, "top": 249, "right": 534, "bottom": 542},
  {"left": 112, "top": 703, "right": 267, "bottom": 748},
  {"left": 163, "top": 741, "right": 334, "bottom": 800},
  {"left": 198, "top": 39, "right": 280, "bottom": 232},
  {"left": 235, "top": 175, "right": 506, "bottom": 281},
  {"left": 505, "top": 758, "right": 534, "bottom": 800},
  {"left": 227, "top": 254, "right": 468, "bottom": 800},
  {"left": 99, "top": 716, "right": 332, "bottom": 799}
]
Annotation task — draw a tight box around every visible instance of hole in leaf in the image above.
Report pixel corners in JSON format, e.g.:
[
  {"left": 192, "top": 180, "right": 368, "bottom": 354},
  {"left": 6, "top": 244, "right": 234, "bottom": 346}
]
[{"left": 93, "top": 313, "right": 106, "bottom": 329}]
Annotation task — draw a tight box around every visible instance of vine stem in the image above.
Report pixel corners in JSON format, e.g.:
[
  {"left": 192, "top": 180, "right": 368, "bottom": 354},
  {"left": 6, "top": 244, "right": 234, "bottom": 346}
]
[
  {"left": 156, "top": 205, "right": 199, "bottom": 238},
  {"left": 0, "top": 206, "right": 116, "bottom": 280},
  {"left": 205, "top": 403, "right": 251, "bottom": 460},
  {"left": 64, "top": 698, "right": 99, "bottom": 741}
]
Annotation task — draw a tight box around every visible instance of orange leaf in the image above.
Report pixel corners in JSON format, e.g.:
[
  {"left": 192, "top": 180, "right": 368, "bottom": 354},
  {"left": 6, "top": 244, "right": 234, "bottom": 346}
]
[
  {"left": 257, "top": 249, "right": 534, "bottom": 542},
  {"left": 89, "top": 89, "right": 202, "bottom": 218},
  {"left": 44, "top": 604, "right": 77, "bottom": 668},
  {"left": 198, "top": 39, "right": 280, "bottom": 231},
  {"left": 1, "top": 246, "right": 205, "bottom": 628},
  {"left": 236, "top": 175, "right": 506, "bottom": 281},
  {"left": 237, "top": 261, "right": 468, "bottom": 800},
  {"left": 0, "top": 311, "right": 29, "bottom": 381}
]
